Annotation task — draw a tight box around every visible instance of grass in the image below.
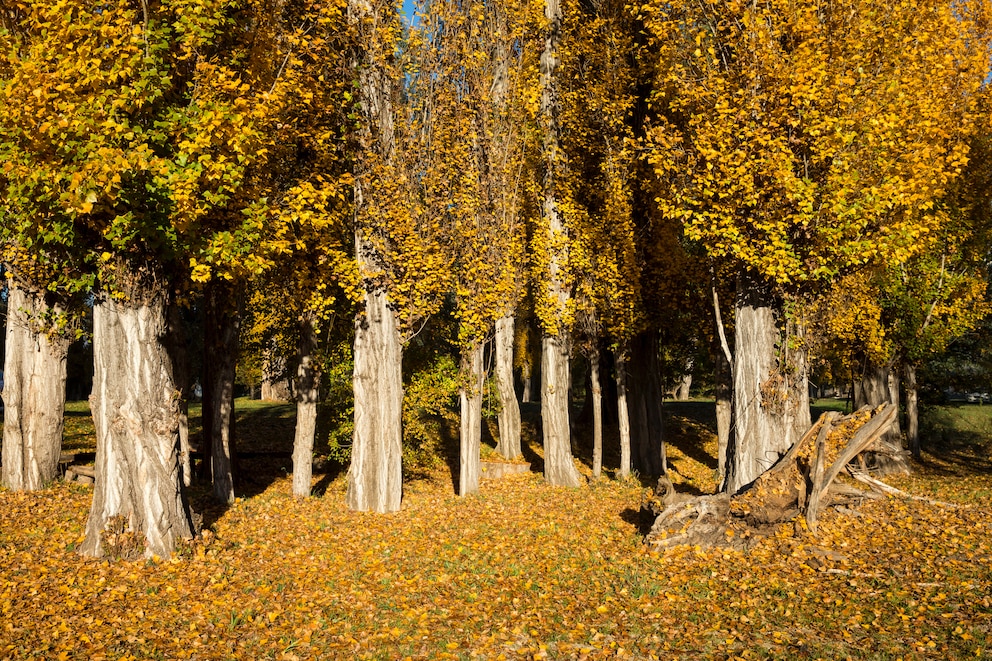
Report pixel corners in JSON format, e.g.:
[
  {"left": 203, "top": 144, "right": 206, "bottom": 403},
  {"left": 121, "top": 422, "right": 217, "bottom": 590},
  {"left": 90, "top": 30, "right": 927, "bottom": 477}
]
[{"left": 0, "top": 397, "right": 990, "bottom": 659}]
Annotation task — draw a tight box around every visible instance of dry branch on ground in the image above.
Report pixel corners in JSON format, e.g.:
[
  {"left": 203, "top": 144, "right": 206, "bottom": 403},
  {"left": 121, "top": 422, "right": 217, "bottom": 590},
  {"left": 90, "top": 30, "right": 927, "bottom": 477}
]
[{"left": 644, "top": 404, "right": 910, "bottom": 551}]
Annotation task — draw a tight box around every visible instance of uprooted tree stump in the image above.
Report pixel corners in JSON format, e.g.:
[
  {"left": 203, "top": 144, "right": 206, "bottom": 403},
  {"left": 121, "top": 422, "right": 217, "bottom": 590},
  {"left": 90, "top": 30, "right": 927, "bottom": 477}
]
[{"left": 644, "top": 404, "right": 908, "bottom": 551}]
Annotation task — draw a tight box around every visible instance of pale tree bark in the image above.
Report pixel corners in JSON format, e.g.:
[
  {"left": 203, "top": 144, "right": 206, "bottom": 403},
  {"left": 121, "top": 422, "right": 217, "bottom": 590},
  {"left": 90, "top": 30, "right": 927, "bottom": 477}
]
[
  {"left": 589, "top": 347, "right": 603, "bottom": 480},
  {"left": 725, "top": 280, "right": 808, "bottom": 494},
  {"left": 202, "top": 280, "right": 239, "bottom": 504},
  {"left": 855, "top": 361, "right": 901, "bottom": 446},
  {"left": 261, "top": 345, "right": 293, "bottom": 401},
  {"left": 80, "top": 291, "right": 196, "bottom": 559},
  {"left": 494, "top": 315, "right": 521, "bottom": 459},
  {"left": 346, "top": 0, "right": 405, "bottom": 513},
  {"left": 853, "top": 364, "right": 908, "bottom": 474},
  {"left": 711, "top": 279, "right": 734, "bottom": 483},
  {"left": 1, "top": 283, "right": 70, "bottom": 491},
  {"left": 674, "top": 356, "right": 693, "bottom": 401},
  {"left": 459, "top": 342, "right": 485, "bottom": 496},
  {"left": 521, "top": 365, "right": 533, "bottom": 403},
  {"left": 905, "top": 363, "right": 920, "bottom": 458},
  {"left": 538, "top": 0, "right": 581, "bottom": 488},
  {"left": 347, "top": 284, "right": 404, "bottom": 512},
  {"left": 292, "top": 315, "right": 320, "bottom": 498},
  {"left": 616, "top": 348, "right": 632, "bottom": 479},
  {"left": 542, "top": 334, "right": 582, "bottom": 486}
]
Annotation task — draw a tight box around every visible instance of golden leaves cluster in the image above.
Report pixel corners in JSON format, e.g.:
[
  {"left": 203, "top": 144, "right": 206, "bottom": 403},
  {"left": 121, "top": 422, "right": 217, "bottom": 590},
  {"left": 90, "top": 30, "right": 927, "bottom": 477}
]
[
  {"left": 411, "top": 0, "right": 542, "bottom": 348},
  {"left": 643, "top": 0, "right": 992, "bottom": 288}
]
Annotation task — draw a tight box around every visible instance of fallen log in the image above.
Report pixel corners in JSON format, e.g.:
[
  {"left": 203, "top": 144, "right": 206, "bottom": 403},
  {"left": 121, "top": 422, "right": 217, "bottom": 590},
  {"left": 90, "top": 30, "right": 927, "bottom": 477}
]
[{"left": 645, "top": 404, "right": 904, "bottom": 551}]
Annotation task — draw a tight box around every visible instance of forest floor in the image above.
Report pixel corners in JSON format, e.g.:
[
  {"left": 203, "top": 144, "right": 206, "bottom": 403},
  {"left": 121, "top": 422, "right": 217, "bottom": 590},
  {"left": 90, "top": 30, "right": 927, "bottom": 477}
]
[{"left": 1, "top": 398, "right": 991, "bottom": 660}]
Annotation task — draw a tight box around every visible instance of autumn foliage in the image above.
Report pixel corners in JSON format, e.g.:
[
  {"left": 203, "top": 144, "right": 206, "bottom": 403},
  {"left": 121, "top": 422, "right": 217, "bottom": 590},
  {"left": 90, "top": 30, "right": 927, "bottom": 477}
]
[
  {"left": 3, "top": 4, "right": 992, "bottom": 656},
  {"left": 2, "top": 401, "right": 992, "bottom": 659}
]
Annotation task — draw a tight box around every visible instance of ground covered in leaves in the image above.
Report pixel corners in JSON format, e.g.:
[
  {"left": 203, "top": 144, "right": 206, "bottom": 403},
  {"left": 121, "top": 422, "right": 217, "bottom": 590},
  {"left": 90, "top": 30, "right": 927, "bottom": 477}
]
[{"left": 2, "top": 400, "right": 991, "bottom": 660}]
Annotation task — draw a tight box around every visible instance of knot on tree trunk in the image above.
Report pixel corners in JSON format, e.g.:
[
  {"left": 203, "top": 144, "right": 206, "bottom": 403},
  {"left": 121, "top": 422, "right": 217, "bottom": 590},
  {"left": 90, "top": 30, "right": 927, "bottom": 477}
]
[{"left": 644, "top": 404, "right": 906, "bottom": 551}]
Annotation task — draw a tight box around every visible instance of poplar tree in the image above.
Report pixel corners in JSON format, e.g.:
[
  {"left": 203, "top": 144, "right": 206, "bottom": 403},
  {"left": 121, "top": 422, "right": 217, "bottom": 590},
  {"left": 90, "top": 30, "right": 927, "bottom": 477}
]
[
  {"left": 643, "top": 0, "right": 992, "bottom": 492},
  {"left": 413, "top": 0, "right": 538, "bottom": 494},
  {"left": 531, "top": 0, "right": 583, "bottom": 487},
  {"left": 0, "top": 0, "right": 299, "bottom": 556},
  {"left": 346, "top": 0, "right": 450, "bottom": 511}
]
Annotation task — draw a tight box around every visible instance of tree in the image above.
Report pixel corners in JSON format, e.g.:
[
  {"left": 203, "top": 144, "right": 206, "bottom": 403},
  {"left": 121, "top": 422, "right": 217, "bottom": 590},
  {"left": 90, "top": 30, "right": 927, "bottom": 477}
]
[
  {"left": 413, "top": 0, "right": 538, "bottom": 494},
  {"left": 530, "top": 0, "right": 584, "bottom": 487},
  {"left": 0, "top": 272, "right": 73, "bottom": 491},
  {"left": 0, "top": 0, "right": 299, "bottom": 556},
  {"left": 346, "top": 0, "right": 450, "bottom": 511},
  {"left": 558, "top": 0, "right": 643, "bottom": 480},
  {"left": 643, "top": 0, "right": 992, "bottom": 492}
]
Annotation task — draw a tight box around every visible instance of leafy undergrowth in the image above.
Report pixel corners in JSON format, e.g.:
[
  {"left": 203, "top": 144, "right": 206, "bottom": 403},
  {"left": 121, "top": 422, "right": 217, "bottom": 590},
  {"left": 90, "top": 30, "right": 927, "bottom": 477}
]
[{"left": 0, "top": 402, "right": 990, "bottom": 659}]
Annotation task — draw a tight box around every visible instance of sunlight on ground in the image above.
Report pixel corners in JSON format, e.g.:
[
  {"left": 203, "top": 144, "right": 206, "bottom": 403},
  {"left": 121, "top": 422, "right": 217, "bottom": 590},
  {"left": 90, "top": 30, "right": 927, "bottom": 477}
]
[{"left": 0, "top": 399, "right": 990, "bottom": 659}]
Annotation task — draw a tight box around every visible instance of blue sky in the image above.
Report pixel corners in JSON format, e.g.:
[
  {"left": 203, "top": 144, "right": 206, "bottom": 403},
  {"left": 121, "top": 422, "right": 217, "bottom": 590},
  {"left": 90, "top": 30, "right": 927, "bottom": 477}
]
[{"left": 402, "top": 0, "right": 418, "bottom": 25}]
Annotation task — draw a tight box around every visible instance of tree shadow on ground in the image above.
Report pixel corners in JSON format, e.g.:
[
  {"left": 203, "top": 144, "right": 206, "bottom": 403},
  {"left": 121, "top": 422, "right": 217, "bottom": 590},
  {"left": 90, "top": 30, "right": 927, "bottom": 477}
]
[
  {"left": 917, "top": 405, "right": 992, "bottom": 477},
  {"left": 620, "top": 506, "right": 655, "bottom": 537},
  {"left": 662, "top": 403, "right": 719, "bottom": 472},
  {"left": 193, "top": 399, "right": 351, "bottom": 529}
]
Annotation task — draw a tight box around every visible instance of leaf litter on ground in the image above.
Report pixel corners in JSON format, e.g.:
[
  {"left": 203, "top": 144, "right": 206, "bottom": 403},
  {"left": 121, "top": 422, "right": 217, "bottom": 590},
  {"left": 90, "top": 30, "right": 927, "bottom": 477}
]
[{"left": 1, "top": 401, "right": 990, "bottom": 660}]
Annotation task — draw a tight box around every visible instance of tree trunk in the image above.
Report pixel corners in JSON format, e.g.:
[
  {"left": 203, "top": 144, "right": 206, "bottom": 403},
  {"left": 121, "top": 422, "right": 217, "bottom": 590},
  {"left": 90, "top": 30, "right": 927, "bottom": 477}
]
[
  {"left": 616, "top": 349, "right": 632, "bottom": 479},
  {"left": 347, "top": 285, "right": 404, "bottom": 512},
  {"left": 1, "top": 283, "right": 70, "bottom": 491},
  {"left": 714, "top": 340, "right": 733, "bottom": 486},
  {"left": 292, "top": 315, "right": 320, "bottom": 498},
  {"left": 887, "top": 366, "right": 901, "bottom": 444},
  {"left": 80, "top": 292, "right": 196, "bottom": 559},
  {"left": 494, "top": 315, "right": 522, "bottom": 459},
  {"left": 674, "top": 356, "right": 693, "bottom": 401},
  {"left": 855, "top": 361, "right": 901, "bottom": 446},
  {"left": 725, "top": 280, "right": 807, "bottom": 494},
  {"left": 541, "top": 334, "right": 582, "bottom": 486},
  {"left": 521, "top": 368, "right": 533, "bottom": 403},
  {"left": 590, "top": 347, "right": 603, "bottom": 480},
  {"left": 629, "top": 331, "right": 666, "bottom": 476},
  {"left": 346, "top": 0, "right": 404, "bottom": 512},
  {"left": 535, "top": 0, "right": 580, "bottom": 488},
  {"left": 203, "top": 280, "right": 239, "bottom": 504},
  {"left": 166, "top": 303, "right": 193, "bottom": 488},
  {"left": 459, "top": 342, "right": 485, "bottom": 496},
  {"left": 906, "top": 363, "right": 919, "bottom": 458},
  {"left": 261, "top": 345, "right": 293, "bottom": 401}
]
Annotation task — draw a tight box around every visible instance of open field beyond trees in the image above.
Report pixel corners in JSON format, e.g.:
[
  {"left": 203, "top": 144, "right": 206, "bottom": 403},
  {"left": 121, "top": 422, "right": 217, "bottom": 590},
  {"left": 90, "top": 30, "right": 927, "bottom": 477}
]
[{"left": 2, "top": 400, "right": 991, "bottom": 660}]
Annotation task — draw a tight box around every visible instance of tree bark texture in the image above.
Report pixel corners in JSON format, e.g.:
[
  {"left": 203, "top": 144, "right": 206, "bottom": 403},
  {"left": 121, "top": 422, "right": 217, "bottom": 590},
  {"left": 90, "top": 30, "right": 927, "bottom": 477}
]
[
  {"left": 714, "top": 340, "right": 733, "bottom": 485},
  {"left": 292, "top": 315, "right": 320, "bottom": 498},
  {"left": 346, "top": 0, "right": 404, "bottom": 512},
  {"left": 725, "top": 280, "right": 807, "bottom": 494},
  {"left": 855, "top": 361, "right": 901, "bottom": 446},
  {"left": 459, "top": 342, "right": 485, "bottom": 496},
  {"left": 616, "top": 349, "right": 632, "bottom": 479},
  {"left": 674, "top": 356, "right": 693, "bottom": 401},
  {"left": 541, "top": 334, "right": 582, "bottom": 486},
  {"left": 203, "top": 280, "right": 239, "bottom": 504},
  {"left": 166, "top": 303, "right": 193, "bottom": 488},
  {"left": 261, "top": 346, "right": 293, "bottom": 401},
  {"left": 347, "top": 286, "right": 404, "bottom": 512},
  {"left": 494, "top": 315, "right": 522, "bottom": 459},
  {"left": 80, "top": 293, "right": 196, "bottom": 559},
  {"left": 905, "top": 363, "right": 920, "bottom": 458},
  {"left": 1, "top": 283, "right": 70, "bottom": 491},
  {"left": 535, "top": 0, "right": 580, "bottom": 487},
  {"left": 589, "top": 347, "right": 603, "bottom": 480},
  {"left": 628, "top": 331, "right": 666, "bottom": 476}
]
